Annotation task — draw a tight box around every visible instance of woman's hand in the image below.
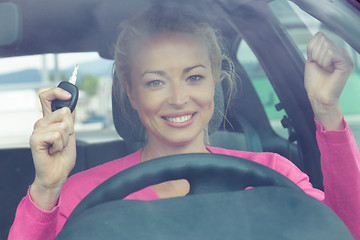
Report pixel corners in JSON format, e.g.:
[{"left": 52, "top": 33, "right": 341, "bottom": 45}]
[
  {"left": 305, "top": 32, "right": 354, "bottom": 131},
  {"left": 29, "top": 88, "right": 77, "bottom": 211}
]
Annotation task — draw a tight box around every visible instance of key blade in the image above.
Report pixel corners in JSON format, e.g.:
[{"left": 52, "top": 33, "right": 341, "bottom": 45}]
[{"left": 69, "top": 64, "right": 79, "bottom": 85}]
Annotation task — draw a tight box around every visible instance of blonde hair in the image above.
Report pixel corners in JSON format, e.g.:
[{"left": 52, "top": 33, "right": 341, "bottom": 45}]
[{"left": 113, "top": 6, "right": 236, "bottom": 132}]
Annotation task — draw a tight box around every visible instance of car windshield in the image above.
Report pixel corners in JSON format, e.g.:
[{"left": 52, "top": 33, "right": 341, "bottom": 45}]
[{"left": 1, "top": 0, "right": 360, "bottom": 239}]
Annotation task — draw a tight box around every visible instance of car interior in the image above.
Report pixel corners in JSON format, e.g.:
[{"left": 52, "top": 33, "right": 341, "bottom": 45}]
[{"left": 0, "top": 0, "right": 359, "bottom": 238}]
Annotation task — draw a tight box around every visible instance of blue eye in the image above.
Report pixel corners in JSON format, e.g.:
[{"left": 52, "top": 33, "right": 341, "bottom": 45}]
[
  {"left": 187, "top": 75, "right": 202, "bottom": 82},
  {"left": 147, "top": 80, "right": 163, "bottom": 87}
]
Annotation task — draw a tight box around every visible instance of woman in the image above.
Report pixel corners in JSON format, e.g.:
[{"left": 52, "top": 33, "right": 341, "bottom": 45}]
[{"left": 9, "top": 6, "right": 360, "bottom": 239}]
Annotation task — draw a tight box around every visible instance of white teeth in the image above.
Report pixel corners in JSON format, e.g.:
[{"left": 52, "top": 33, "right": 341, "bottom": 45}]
[{"left": 166, "top": 114, "right": 192, "bottom": 123}]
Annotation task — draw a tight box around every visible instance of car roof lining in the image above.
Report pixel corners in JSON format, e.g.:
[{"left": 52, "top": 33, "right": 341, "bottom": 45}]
[
  {"left": 1, "top": 0, "right": 359, "bottom": 59},
  {"left": 0, "top": 0, "right": 260, "bottom": 58}
]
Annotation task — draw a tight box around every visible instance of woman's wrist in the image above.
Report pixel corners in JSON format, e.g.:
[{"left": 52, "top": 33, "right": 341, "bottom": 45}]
[
  {"left": 311, "top": 100, "right": 344, "bottom": 131},
  {"left": 29, "top": 180, "right": 63, "bottom": 211}
]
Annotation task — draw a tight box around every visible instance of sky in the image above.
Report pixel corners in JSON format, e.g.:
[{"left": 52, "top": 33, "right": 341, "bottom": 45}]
[{"left": 0, "top": 52, "right": 101, "bottom": 75}]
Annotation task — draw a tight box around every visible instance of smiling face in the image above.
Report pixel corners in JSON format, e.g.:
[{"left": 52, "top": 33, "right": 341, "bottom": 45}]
[{"left": 127, "top": 32, "right": 215, "bottom": 148}]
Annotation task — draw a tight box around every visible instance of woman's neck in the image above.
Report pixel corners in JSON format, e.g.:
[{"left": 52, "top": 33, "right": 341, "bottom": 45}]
[{"left": 141, "top": 139, "right": 209, "bottom": 162}]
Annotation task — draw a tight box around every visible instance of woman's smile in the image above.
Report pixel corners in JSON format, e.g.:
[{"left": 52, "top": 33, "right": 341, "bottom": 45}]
[{"left": 162, "top": 112, "right": 197, "bottom": 127}]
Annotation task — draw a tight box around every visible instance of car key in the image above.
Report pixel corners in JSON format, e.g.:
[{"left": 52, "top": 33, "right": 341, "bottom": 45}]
[{"left": 51, "top": 65, "right": 79, "bottom": 112}]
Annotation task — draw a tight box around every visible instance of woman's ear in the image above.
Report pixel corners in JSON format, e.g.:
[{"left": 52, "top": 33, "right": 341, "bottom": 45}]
[{"left": 124, "top": 82, "right": 138, "bottom": 110}]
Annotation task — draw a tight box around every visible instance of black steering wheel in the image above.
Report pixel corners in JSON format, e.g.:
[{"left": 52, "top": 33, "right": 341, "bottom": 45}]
[{"left": 56, "top": 153, "right": 352, "bottom": 240}]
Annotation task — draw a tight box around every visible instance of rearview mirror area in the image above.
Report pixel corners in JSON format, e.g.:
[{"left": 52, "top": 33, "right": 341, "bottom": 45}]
[{"left": 0, "top": 2, "right": 22, "bottom": 47}]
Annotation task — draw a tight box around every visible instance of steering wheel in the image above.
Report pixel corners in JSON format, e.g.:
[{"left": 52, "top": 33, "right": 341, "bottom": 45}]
[{"left": 56, "top": 153, "right": 352, "bottom": 239}]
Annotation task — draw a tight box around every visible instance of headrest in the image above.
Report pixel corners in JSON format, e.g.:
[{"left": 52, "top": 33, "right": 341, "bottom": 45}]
[{"left": 112, "top": 81, "right": 225, "bottom": 142}]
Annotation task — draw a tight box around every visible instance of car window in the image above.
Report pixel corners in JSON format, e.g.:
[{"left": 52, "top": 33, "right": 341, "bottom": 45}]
[
  {"left": 236, "top": 40, "right": 289, "bottom": 139},
  {"left": 0, "top": 53, "right": 115, "bottom": 148},
  {"left": 269, "top": 0, "right": 360, "bottom": 145},
  {"left": 237, "top": 0, "right": 360, "bottom": 145},
  {"left": 269, "top": 0, "right": 360, "bottom": 113}
]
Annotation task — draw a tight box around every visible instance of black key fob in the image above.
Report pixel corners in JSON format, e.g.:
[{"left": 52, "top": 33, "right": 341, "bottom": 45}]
[{"left": 51, "top": 81, "right": 79, "bottom": 112}]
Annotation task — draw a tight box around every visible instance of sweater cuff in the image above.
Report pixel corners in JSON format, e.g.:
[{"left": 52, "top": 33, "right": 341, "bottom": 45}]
[
  {"left": 26, "top": 186, "right": 60, "bottom": 223},
  {"left": 315, "top": 117, "right": 353, "bottom": 145}
]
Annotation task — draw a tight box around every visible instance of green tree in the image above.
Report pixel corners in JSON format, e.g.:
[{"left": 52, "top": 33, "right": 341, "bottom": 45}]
[
  {"left": 77, "top": 74, "right": 99, "bottom": 96},
  {"left": 49, "top": 72, "right": 68, "bottom": 82}
]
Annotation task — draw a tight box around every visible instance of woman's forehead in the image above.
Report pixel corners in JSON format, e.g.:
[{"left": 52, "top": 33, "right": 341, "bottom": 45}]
[
  {"left": 135, "top": 32, "right": 208, "bottom": 51},
  {"left": 130, "top": 32, "right": 212, "bottom": 72}
]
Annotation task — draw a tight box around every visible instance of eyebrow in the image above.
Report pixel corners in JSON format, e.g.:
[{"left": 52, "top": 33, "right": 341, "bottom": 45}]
[
  {"left": 141, "top": 70, "right": 166, "bottom": 78},
  {"left": 183, "top": 64, "right": 206, "bottom": 74},
  {"left": 141, "top": 64, "right": 206, "bottom": 78}
]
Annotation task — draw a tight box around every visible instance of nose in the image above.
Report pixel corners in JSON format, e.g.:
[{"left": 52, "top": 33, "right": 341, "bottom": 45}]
[{"left": 167, "top": 82, "right": 189, "bottom": 107}]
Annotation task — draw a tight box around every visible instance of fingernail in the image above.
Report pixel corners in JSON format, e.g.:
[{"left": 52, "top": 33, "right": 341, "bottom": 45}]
[{"left": 63, "top": 91, "right": 72, "bottom": 98}]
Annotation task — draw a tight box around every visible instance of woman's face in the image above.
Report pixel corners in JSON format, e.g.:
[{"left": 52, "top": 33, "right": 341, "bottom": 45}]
[{"left": 127, "top": 32, "right": 215, "bottom": 147}]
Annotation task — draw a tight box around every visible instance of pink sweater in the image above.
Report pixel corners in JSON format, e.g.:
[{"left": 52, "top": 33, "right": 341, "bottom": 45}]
[{"left": 9, "top": 120, "right": 360, "bottom": 239}]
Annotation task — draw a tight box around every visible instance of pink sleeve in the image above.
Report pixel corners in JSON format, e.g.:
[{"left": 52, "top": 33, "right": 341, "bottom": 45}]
[
  {"left": 8, "top": 150, "right": 146, "bottom": 239},
  {"left": 315, "top": 118, "right": 360, "bottom": 239},
  {"left": 8, "top": 188, "right": 60, "bottom": 240},
  {"left": 272, "top": 156, "right": 325, "bottom": 200}
]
